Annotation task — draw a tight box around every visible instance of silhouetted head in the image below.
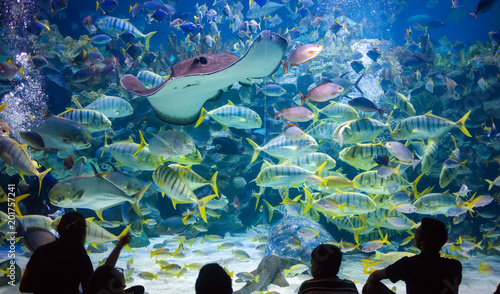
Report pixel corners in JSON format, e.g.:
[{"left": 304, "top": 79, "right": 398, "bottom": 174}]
[
  {"left": 87, "top": 264, "right": 125, "bottom": 294},
  {"left": 311, "top": 244, "right": 342, "bottom": 278},
  {"left": 415, "top": 217, "right": 448, "bottom": 253},
  {"left": 57, "top": 211, "right": 86, "bottom": 245},
  {"left": 195, "top": 263, "right": 232, "bottom": 294}
]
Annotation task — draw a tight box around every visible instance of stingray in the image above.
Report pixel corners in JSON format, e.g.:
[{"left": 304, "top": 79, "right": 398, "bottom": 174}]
[{"left": 120, "top": 30, "right": 287, "bottom": 125}]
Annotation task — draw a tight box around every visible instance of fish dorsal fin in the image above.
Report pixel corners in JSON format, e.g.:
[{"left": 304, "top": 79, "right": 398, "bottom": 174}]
[
  {"left": 424, "top": 110, "right": 434, "bottom": 116},
  {"left": 272, "top": 272, "right": 289, "bottom": 287},
  {"left": 96, "top": 172, "right": 112, "bottom": 178},
  {"left": 41, "top": 110, "right": 52, "bottom": 117},
  {"left": 86, "top": 217, "right": 95, "bottom": 222},
  {"left": 227, "top": 100, "right": 234, "bottom": 106},
  {"left": 125, "top": 136, "right": 135, "bottom": 143}
]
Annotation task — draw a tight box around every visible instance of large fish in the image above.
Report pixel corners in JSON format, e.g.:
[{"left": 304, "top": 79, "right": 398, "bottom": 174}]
[
  {"left": 22, "top": 111, "right": 91, "bottom": 151},
  {"left": 120, "top": 31, "right": 287, "bottom": 125},
  {"left": 48, "top": 173, "right": 150, "bottom": 220}
]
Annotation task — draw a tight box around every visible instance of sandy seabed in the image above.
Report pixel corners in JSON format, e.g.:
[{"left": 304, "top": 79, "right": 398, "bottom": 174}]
[{"left": 5, "top": 232, "right": 500, "bottom": 294}]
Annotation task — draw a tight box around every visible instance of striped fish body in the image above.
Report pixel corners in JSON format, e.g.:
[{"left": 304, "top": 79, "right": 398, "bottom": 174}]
[
  {"left": 59, "top": 109, "right": 111, "bottom": 132},
  {"left": 168, "top": 164, "right": 217, "bottom": 194},
  {"left": 439, "top": 165, "right": 458, "bottom": 188},
  {"left": 137, "top": 70, "right": 167, "bottom": 88},
  {"left": 96, "top": 16, "right": 156, "bottom": 50},
  {"left": 339, "top": 143, "right": 389, "bottom": 170},
  {"left": 168, "top": 148, "right": 203, "bottom": 165},
  {"left": 391, "top": 111, "right": 471, "bottom": 140},
  {"left": 330, "top": 216, "right": 374, "bottom": 235},
  {"left": 307, "top": 101, "right": 359, "bottom": 122},
  {"left": 199, "top": 103, "right": 262, "bottom": 129},
  {"left": 255, "top": 164, "right": 314, "bottom": 187},
  {"left": 319, "top": 102, "right": 360, "bottom": 122},
  {"left": 353, "top": 171, "right": 410, "bottom": 195},
  {"left": 247, "top": 134, "right": 318, "bottom": 163},
  {"left": 153, "top": 166, "right": 216, "bottom": 222},
  {"left": 413, "top": 193, "right": 457, "bottom": 215},
  {"left": 388, "top": 93, "right": 416, "bottom": 116},
  {"left": 333, "top": 118, "right": 387, "bottom": 145},
  {"left": 315, "top": 192, "right": 377, "bottom": 217},
  {"left": 0, "top": 137, "right": 39, "bottom": 177},
  {"left": 323, "top": 176, "right": 357, "bottom": 190},
  {"left": 18, "top": 215, "right": 54, "bottom": 230},
  {"left": 153, "top": 166, "right": 198, "bottom": 205},
  {"left": 421, "top": 139, "right": 439, "bottom": 174},
  {"left": 284, "top": 152, "right": 336, "bottom": 171},
  {"left": 305, "top": 121, "right": 339, "bottom": 141},
  {"left": 365, "top": 208, "right": 413, "bottom": 230},
  {"left": 85, "top": 96, "right": 133, "bottom": 118},
  {"left": 373, "top": 194, "right": 391, "bottom": 209},
  {"left": 108, "top": 140, "right": 159, "bottom": 170}
]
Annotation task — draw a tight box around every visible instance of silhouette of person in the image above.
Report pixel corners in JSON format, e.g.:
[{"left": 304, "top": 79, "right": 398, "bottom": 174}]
[
  {"left": 195, "top": 263, "right": 232, "bottom": 294},
  {"left": 299, "top": 244, "right": 359, "bottom": 293},
  {"left": 86, "top": 234, "right": 145, "bottom": 294},
  {"left": 362, "top": 217, "right": 462, "bottom": 294},
  {"left": 20, "top": 211, "right": 93, "bottom": 294}
]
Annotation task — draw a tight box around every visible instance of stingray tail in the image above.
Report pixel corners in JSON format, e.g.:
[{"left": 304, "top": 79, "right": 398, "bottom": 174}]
[{"left": 195, "top": 108, "right": 208, "bottom": 127}]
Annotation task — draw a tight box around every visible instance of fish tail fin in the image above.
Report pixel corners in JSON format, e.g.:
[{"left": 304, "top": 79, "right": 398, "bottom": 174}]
[
  {"left": 314, "top": 161, "right": 327, "bottom": 177},
  {"left": 255, "top": 84, "right": 261, "bottom": 95},
  {"left": 130, "top": 183, "right": 151, "bottom": 216},
  {"left": 209, "top": 171, "right": 218, "bottom": 197},
  {"left": 13, "top": 193, "right": 30, "bottom": 216},
  {"left": 300, "top": 92, "right": 307, "bottom": 106},
  {"left": 96, "top": 0, "right": 100, "bottom": 11},
  {"left": 378, "top": 106, "right": 386, "bottom": 118},
  {"left": 387, "top": 110, "right": 394, "bottom": 133},
  {"left": 456, "top": 110, "right": 471, "bottom": 137},
  {"left": 101, "top": 132, "right": 108, "bottom": 158},
  {"left": 273, "top": 107, "right": 281, "bottom": 120},
  {"left": 246, "top": 138, "right": 261, "bottom": 163},
  {"left": 412, "top": 159, "right": 421, "bottom": 170},
  {"left": 252, "top": 190, "right": 262, "bottom": 210},
  {"left": 354, "top": 74, "right": 364, "bottom": 94},
  {"left": 411, "top": 173, "right": 424, "bottom": 197},
  {"left": 302, "top": 187, "right": 315, "bottom": 214},
  {"left": 133, "top": 130, "right": 148, "bottom": 156},
  {"left": 281, "top": 59, "right": 288, "bottom": 75},
  {"left": 486, "top": 179, "right": 494, "bottom": 191},
  {"left": 469, "top": 12, "right": 478, "bottom": 20},
  {"left": 307, "top": 102, "right": 320, "bottom": 121},
  {"left": 195, "top": 107, "right": 208, "bottom": 127},
  {"left": 197, "top": 194, "right": 217, "bottom": 223},
  {"left": 263, "top": 199, "right": 274, "bottom": 222},
  {"left": 117, "top": 224, "right": 131, "bottom": 241},
  {"left": 37, "top": 168, "right": 51, "bottom": 197},
  {"left": 142, "top": 31, "right": 157, "bottom": 51},
  {"left": 0, "top": 104, "right": 7, "bottom": 112}
]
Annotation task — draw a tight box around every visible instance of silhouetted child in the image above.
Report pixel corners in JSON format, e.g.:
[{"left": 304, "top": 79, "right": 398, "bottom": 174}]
[
  {"left": 196, "top": 263, "right": 232, "bottom": 294},
  {"left": 363, "top": 217, "right": 462, "bottom": 294},
  {"left": 20, "top": 211, "right": 93, "bottom": 294},
  {"left": 299, "top": 244, "right": 359, "bottom": 294},
  {"left": 86, "top": 234, "right": 144, "bottom": 294}
]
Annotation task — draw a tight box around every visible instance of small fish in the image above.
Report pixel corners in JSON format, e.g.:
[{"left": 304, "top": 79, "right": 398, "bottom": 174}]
[
  {"left": 425, "top": 78, "right": 434, "bottom": 93},
  {"left": 297, "top": 227, "right": 319, "bottom": 238},
  {"left": 373, "top": 154, "right": 390, "bottom": 166},
  {"left": 282, "top": 44, "right": 323, "bottom": 74},
  {"left": 63, "top": 156, "right": 74, "bottom": 170},
  {"left": 50, "top": 0, "right": 67, "bottom": 13},
  {"left": 366, "top": 49, "right": 381, "bottom": 61},
  {"left": 82, "top": 16, "right": 92, "bottom": 27},
  {"left": 274, "top": 106, "right": 315, "bottom": 122},
  {"left": 255, "top": 84, "right": 286, "bottom": 96},
  {"left": 283, "top": 123, "right": 306, "bottom": 141},
  {"left": 347, "top": 97, "right": 385, "bottom": 117},
  {"left": 350, "top": 60, "right": 365, "bottom": 73},
  {"left": 96, "top": 0, "right": 118, "bottom": 15},
  {"left": 129, "top": 3, "right": 144, "bottom": 18},
  {"left": 138, "top": 272, "right": 158, "bottom": 281}
]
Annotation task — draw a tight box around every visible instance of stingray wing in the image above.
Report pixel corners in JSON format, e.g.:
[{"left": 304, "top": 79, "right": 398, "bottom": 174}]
[{"left": 121, "top": 30, "right": 287, "bottom": 125}]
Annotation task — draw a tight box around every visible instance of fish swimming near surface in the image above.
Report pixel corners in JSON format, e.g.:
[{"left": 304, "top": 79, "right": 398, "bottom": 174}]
[
  {"left": 120, "top": 31, "right": 287, "bottom": 125},
  {"left": 233, "top": 255, "right": 289, "bottom": 294}
]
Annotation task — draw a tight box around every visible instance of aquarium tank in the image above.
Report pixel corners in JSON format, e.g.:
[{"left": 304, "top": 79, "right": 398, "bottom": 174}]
[{"left": 0, "top": 0, "right": 499, "bottom": 292}]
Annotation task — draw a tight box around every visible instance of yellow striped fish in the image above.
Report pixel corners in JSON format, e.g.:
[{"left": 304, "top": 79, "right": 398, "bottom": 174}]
[
  {"left": 333, "top": 117, "right": 388, "bottom": 146},
  {"left": 195, "top": 100, "right": 262, "bottom": 129},
  {"left": 339, "top": 142, "right": 390, "bottom": 170},
  {"left": 137, "top": 70, "right": 168, "bottom": 88},
  {"left": 101, "top": 131, "right": 160, "bottom": 170},
  {"left": 0, "top": 137, "right": 51, "bottom": 196},
  {"left": 247, "top": 134, "right": 318, "bottom": 163},
  {"left": 283, "top": 152, "right": 336, "bottom": 171},
  {"left": 168, "top": 164, "right": 218, "bottom": 195},
  {"left": 304, "top": 188, "right": 377, "bottom": 218},
  {"left": 413, "top": 193, "right": 458, "bottom": 215},
  {"left": 387, "top": 93, "right": 416, "bottom": 116},
  {"left": 353, "top": 171, "right": 423, "bottom": 195},
  {"left": 153, "top": 166, "right": 216, "bottom": 222},
  {"left": 391, "top": 110, "right": 471, "bottom": 140},
  {"left": 82, "top": 95, "right": 133, "bottom": 118},
  {"left": 96, "top": 16, "right": 156, "bottom": 50},
  {"left": 413, "top": 139, "right": 439, "bottom": 175},
  {"left": 256, "top": 162, "right": 326, "bottom": 187},
  {"left": 307, "top": 101, "right": 359, "bottom": 122},
  {"left": 58, "top": 108, "right": 111, "bottom": 132}
]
